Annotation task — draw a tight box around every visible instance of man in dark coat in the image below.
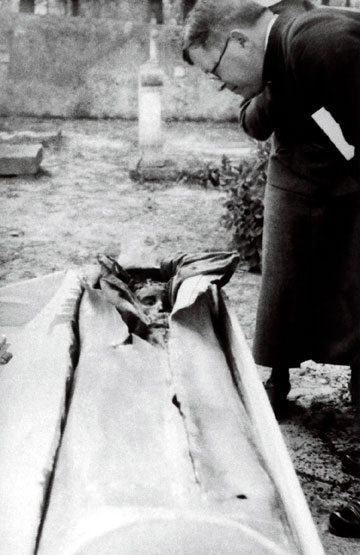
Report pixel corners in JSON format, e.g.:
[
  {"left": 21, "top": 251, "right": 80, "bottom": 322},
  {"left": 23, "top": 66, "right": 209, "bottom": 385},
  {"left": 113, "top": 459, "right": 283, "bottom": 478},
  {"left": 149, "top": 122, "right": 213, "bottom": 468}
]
[
  {"left": 239, "top": 0, "right": 360, "bottom": 413},
  {"left": 239, "top": 0, "right": 316, "bottom": 411},
  {"left": 183, "top": 0, "right": 360, "bottom": 413}
]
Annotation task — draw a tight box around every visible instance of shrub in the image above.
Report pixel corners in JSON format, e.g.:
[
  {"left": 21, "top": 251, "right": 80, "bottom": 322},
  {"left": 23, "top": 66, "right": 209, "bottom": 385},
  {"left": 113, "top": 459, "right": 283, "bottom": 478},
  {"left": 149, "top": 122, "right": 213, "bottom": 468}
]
[
  {"left": 221, "top": 141, "right": 270, "bottom": 272},
  {"left": 177, "top": 141, "right": 270, "bottom": 272}
]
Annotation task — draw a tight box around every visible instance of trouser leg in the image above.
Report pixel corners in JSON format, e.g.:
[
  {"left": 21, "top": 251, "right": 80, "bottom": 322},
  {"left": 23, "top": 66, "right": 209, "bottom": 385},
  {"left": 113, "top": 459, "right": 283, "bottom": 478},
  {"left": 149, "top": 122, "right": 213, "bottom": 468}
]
[
  {"left": 264, "top": 366, "right": 291, "bottom": 418},
  {"left": 267, "top": 366, "right": 291, "bottom": 389},
  {"left": 350, "top": 365, "right": 360, "bottom": 414}
]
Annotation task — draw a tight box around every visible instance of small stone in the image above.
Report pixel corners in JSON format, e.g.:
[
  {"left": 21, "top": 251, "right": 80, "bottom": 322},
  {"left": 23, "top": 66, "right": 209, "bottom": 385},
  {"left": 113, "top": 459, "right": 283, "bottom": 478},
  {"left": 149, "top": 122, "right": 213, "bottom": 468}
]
[{"left": 9, "top": 229, "right": 24, "bottom": 237}]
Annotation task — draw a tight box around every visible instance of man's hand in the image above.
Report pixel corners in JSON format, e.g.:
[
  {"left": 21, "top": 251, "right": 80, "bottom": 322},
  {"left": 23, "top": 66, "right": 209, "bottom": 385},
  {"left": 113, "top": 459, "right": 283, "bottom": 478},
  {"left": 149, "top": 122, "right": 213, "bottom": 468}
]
[{"left": 239, "top": 84, "right": 275, "bottom": 140}]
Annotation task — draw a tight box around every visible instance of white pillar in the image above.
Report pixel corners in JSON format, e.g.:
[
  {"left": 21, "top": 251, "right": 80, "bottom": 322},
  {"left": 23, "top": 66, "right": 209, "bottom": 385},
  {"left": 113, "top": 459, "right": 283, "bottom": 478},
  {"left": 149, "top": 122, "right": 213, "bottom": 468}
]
[
  {"left": 0, "top": 36, "right": 10, "bottom": 101},
  {"left": 138, "top": 20, "right": 164, "bottom": 152}
]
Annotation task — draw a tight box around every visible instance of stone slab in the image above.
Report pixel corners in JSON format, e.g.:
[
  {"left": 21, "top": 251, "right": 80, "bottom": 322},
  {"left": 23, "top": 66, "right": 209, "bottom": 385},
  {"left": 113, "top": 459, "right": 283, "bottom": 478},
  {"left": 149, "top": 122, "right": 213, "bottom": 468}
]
[
  {"left": 129, "top": 140, "right": 253, "bottom": 182},
  {"left": 0, "top": 144, "right": 43, "bottom": 175},
  {"left": 117, "top": 233, "right": 160, "bottom": 270},
  {"left": 129, "top": 154, "right": 179, "bottom": 181}
]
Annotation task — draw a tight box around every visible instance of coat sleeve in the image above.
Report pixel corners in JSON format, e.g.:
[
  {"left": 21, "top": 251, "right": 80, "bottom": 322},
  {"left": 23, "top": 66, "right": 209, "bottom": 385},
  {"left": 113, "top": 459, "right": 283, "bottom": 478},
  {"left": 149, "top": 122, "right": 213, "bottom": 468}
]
[
  {"left": 289, "top": 13, "right": 360, "bottom": 152},
  {"left": 351, "top": 68, "right": 360, "bottom": 180},
  {"left": 239, "top": 85, "right": 274, "bottom": 141}
]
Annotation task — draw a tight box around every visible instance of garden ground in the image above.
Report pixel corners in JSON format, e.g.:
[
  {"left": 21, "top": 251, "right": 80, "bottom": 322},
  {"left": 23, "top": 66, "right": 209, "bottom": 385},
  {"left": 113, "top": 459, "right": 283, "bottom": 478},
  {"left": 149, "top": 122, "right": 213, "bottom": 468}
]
[{"left": 0, "top": 117, "right": 359, "bottom": 554}]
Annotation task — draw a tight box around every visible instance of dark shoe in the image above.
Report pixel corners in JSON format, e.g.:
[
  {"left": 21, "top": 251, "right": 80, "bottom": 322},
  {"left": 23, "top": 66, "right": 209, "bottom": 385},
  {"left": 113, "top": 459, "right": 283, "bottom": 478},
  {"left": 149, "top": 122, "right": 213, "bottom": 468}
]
[
  {"left": 349, "top": 367, "right": 360, "bottom": 411},
  {"left": 264, "top": 377, "right": 291, "bottom": 418},
  {"left": 329, "top": 500, "right": 360, "bottom": 538},
  {"left": 341, "top": 451, "right": 360, "bottom": 478}
]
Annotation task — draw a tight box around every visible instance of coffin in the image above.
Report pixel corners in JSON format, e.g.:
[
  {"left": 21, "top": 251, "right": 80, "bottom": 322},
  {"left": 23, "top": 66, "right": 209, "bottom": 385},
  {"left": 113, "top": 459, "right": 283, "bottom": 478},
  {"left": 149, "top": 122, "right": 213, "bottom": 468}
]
[{"left": 0, "top": 271, "right": 324, "bottom": 555}]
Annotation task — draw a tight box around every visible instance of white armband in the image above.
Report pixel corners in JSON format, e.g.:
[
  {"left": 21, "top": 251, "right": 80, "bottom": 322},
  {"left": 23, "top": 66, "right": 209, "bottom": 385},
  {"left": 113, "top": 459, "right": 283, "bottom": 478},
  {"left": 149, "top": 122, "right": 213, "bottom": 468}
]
[{"left": 312, "top": 107, "right": 355, "bottom": 161}]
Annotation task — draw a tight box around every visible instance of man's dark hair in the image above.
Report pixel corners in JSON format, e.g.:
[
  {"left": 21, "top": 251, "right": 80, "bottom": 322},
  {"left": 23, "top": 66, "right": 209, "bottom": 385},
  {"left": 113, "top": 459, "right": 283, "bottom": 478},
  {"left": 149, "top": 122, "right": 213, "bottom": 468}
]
[
  {"left": 271, "top": 0, "right": 314, "bottom": 14},
  {"left": 182, "top": 0, "right": 267, "bottom": 64}
]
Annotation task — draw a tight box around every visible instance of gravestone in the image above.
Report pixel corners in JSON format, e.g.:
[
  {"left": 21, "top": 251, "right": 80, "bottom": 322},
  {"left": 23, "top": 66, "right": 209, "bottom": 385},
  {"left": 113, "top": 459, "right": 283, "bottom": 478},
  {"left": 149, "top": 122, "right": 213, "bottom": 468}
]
[
  {"left": 0, "top": 144, "right": 43, "bottom": 176},
  {"left": 130, "top": 19, "right": 179, "bottom": 181}
]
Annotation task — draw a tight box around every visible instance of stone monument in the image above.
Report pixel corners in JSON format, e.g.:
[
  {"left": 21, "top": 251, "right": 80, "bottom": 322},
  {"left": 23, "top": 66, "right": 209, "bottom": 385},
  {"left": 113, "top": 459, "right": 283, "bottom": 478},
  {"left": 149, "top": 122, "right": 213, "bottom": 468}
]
[
  {"left": 129, "top": 18, "right": 178, "bottom": 181},
  {"left": 138, "top": 19, "right": 164, "bottom": 154}
]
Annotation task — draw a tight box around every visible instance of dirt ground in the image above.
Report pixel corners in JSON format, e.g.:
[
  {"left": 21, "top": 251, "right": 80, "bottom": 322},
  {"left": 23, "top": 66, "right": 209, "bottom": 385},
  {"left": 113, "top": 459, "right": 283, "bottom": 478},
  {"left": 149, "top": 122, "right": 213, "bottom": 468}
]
[{"left": 1, "top": 117, "right": 359, "bottom": 554}]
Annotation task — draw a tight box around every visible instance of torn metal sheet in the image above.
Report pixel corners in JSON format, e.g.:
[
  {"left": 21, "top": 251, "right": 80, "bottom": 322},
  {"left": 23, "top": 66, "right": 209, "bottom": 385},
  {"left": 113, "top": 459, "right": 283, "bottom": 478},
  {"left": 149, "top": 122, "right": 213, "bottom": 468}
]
[
  {"left": 0, "top": 271, "right": 83, "bottom": 555},
  {"left": 37, "top": 288, "right": 202, "bottom": 555},
  {"left": 168, "top": 277, "right": 293, "bottom": 546},
  {"left": 218, "top": 289, "right": 325, "bottom": 555}
]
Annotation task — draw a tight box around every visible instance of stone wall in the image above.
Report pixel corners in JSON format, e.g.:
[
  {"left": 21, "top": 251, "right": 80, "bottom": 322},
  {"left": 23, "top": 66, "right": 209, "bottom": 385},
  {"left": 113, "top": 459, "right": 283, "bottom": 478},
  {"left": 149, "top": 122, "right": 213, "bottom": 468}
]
[
  {"left": 0, "top": 2, "right": 357, "bottom": 121},
  {"left": 0, "top": 0, "right": 197, "bottom": 21},
  {"left": 0, "top": 11, "right": 239, "bottom": 120},
  {"left": 4, "top": 0, "right": 358, "bottom": 19},
  {"left": 76, "top": 0, "right": 151, "bottom": 21},
  {"left": 2, "top": 0, "right": 174, "bottom": 21},
  {"left": 0, "top": 0, "right": 60, "bottom": 14}
]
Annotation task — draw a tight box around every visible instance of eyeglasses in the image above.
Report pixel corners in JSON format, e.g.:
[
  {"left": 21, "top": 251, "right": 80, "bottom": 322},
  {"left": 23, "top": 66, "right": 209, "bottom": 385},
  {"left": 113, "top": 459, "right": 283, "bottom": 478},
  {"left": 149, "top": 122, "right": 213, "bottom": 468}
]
[
  {"left": 210, "top": 36, "right": 231, "bottom": 76},
  {"left": 208, "top": 36, "right": 231, "bottom": 91}
]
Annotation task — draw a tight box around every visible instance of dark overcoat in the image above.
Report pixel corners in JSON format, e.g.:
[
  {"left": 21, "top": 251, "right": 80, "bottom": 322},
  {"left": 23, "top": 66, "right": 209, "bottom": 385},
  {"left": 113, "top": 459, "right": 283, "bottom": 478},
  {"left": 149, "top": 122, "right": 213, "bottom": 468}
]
[{"left": 240, "top": 8, "right": 360, "bottom": 367}]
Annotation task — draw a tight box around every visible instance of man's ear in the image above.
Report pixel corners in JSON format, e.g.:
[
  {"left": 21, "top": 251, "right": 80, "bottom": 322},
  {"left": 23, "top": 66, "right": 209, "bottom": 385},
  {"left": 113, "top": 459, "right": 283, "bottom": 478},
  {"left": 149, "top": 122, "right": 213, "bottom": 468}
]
[{"left": 230, "top": 29, "right": 247, "bottom": 46}]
